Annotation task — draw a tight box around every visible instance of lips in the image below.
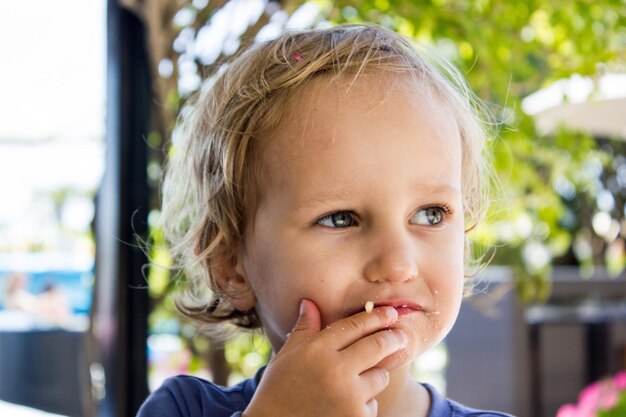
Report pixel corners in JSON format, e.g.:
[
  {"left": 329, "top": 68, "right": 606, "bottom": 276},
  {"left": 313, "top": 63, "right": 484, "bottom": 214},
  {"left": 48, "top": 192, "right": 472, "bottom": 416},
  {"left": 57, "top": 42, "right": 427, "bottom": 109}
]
[
  {"left": 343, "top": 300, "right": 424, "bottom": 318},
  {"left": 375, "top": 301, "right": 423, "bottom": 316}
]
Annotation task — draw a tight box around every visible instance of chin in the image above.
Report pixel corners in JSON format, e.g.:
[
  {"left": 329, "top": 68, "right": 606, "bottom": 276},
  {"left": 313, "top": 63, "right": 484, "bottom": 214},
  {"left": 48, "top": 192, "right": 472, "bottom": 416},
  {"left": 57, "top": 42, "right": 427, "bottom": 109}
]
[{"left": 377, "top": 333, "right": 444, "bottom": 372}]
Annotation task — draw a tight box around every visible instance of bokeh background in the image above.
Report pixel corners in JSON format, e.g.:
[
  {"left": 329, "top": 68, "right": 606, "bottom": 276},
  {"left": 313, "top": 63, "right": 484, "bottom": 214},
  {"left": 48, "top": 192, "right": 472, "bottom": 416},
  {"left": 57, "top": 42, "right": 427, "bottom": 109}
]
[{"left": 0, "top": 1, "right": 625, "bottom": 416}]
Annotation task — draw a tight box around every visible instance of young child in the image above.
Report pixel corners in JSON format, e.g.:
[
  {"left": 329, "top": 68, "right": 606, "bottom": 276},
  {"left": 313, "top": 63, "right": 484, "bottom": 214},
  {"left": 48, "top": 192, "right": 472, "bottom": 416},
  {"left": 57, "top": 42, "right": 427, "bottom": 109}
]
[{"left": 138, "top": 24, "right": 513, "bottom": 417}]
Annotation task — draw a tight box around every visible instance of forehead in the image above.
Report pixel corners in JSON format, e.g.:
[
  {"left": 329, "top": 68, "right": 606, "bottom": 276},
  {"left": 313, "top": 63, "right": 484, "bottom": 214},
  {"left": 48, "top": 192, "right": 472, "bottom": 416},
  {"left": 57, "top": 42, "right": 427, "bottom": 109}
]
[
  {"left": 259, "top": 73, "right": 461, "bottom": 174},
  {"left": 252, "top": 74, "right": 461, "bottom": 195}
]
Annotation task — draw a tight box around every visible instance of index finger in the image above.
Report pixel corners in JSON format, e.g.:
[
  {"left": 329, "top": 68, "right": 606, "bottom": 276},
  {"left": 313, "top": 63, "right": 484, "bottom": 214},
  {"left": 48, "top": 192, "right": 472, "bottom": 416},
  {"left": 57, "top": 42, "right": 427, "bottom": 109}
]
[{"left": 320, "top": 306, "right": 399, "bottom": 351}]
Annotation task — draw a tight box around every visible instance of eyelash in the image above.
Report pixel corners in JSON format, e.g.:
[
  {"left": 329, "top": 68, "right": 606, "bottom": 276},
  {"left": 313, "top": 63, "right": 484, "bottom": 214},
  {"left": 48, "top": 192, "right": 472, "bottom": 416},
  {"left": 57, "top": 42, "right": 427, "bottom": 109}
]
[
  {"left": 428, "top": 203, "right": 453, "bottom": 217},
  {"left": 412, "top": 204, "right": 452, "bottom": 227},
  {"left": 316, "top": 204, "right": 453, "bottom": 228},
  {"left": 316, "top": 210, "right": 361, "bottom": 228}
]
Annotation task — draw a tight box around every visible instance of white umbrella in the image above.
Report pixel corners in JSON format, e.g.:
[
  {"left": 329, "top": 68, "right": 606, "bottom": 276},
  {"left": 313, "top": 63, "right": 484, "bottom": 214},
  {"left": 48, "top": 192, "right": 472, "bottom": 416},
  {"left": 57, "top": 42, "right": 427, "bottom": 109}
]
[{"left": 523, "top": 73, "right": 626, "bottom": 140}]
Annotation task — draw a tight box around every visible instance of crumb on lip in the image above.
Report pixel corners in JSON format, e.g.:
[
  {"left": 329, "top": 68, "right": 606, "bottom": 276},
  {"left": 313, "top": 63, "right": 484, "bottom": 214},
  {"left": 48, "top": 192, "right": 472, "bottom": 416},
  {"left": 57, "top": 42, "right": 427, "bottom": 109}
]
[{"left": 365, "top": 300, "right": 374, "bottom": 313}]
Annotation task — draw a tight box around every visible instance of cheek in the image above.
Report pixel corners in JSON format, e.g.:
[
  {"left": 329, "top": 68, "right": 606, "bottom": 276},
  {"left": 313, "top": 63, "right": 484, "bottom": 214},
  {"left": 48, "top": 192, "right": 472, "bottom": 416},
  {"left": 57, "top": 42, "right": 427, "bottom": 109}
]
[
  {"left": 427, "top": 236, "right": 464, "bottom": 326},
  {"left": 277, "top": 244, "right": 356, "bottom": 316},
  {"left": 244, "top": 236, "right": 339, "bottom": 302},
  {"left": 246, "top": 236, "right": 359, "bottom": 329}
]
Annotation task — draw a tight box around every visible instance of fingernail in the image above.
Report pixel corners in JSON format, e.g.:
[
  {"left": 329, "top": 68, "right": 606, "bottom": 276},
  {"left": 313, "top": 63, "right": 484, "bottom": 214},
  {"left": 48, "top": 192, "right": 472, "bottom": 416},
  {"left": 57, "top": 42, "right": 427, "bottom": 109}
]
[
  {"left": 381, "top": 305, "right": 398, "bottom": 322},
  {"left": 299, "top": 299, "right": 307, "bottom": 315}
]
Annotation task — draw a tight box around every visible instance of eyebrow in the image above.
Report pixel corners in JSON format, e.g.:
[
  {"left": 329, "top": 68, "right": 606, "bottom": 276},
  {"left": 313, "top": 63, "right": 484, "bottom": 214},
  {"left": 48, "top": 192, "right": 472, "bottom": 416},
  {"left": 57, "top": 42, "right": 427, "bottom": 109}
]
[
  {"left": 297, "top": 189, "right": 357, "bottom": 210},
  {"left": 412, "top": 183, "right": 462, "bottom": 196},
  {"left": 296, "top": 183, "right": 462, "bottom": 210}
]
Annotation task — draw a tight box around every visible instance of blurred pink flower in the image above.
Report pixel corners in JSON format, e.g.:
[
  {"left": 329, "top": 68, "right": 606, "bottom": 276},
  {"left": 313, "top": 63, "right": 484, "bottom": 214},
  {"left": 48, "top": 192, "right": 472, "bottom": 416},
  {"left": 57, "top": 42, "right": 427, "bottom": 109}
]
[
  {"left": 578, "top": 381, "right": 600, "bottom": 411},
  {"left": 557, "top": 371, "right": 626, "bottom": 417},
  {"left": 579, "top": 380, "right": 618, "bottom": 411},
  {"left": 555, "top": 403, "right": 579, "bottom": 417},
  {"left": 614, "top": 371, "right": 626, "bottom": 390}
]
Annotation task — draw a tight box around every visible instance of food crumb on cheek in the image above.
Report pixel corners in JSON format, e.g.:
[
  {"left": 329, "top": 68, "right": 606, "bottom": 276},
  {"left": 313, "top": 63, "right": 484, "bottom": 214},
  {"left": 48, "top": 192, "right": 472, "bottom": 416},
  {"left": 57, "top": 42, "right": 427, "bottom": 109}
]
[{"left": 365, "top": 300, "right": 374, "bottom": 314}]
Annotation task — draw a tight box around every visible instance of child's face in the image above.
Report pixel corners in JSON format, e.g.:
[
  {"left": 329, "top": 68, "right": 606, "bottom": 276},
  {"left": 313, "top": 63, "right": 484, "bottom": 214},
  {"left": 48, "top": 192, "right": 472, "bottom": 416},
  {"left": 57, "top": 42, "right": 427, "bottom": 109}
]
[{"left": 236, "top": 75, "right": 465, "bottom": 369}]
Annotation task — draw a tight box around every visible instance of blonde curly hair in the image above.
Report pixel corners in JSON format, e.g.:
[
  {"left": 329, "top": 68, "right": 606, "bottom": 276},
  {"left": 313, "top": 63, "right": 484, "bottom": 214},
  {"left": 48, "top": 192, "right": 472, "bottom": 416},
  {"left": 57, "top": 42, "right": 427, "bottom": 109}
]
[{"left": 160, "top": 24, "right": 493, "bottom": 333}]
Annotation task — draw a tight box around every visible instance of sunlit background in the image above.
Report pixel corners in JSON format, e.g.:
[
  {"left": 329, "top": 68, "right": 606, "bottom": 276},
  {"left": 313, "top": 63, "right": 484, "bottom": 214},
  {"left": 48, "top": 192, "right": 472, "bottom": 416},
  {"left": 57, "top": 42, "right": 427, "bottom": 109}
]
[
  {"left": 1, "top": 1, "right": 625, "bottom": 416},
  {"left": 0, "top": 0, "right": 105, "bottom": 331},
  {"left": 0, "top": 2, "right": 104, "bottom": 415},
  {"left": 0, "top": 0, "right": 105, "bottom": 250}
]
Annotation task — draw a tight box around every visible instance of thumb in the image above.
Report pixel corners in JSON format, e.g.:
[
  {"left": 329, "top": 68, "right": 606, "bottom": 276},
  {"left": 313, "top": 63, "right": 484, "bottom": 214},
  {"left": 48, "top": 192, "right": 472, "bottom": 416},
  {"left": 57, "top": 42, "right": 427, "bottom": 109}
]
[{"left": 283, "top": 299, "right": 321, "bottom": 349}]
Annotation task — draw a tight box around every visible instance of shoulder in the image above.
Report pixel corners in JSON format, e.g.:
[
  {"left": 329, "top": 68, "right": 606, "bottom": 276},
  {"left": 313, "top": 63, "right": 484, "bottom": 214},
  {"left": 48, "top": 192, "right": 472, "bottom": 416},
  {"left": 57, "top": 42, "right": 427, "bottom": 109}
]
[
  {"left": 136, "top": 368, "right": 263, "bottom": 417},
  {"left": 423, "top": 384, "right": 516, "bottom": 417}
]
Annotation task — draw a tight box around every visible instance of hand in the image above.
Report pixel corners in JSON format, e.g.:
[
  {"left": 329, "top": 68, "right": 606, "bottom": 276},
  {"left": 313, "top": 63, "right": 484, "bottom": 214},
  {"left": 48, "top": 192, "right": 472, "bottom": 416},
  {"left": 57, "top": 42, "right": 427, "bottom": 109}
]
[{"left": 243, "top": 299, "right": 407, "bottom": 417}]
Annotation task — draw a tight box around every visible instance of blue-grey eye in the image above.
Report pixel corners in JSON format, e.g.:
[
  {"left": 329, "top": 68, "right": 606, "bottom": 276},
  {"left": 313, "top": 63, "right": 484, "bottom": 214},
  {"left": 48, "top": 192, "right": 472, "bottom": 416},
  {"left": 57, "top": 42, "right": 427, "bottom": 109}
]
[
  {"left": 317, "top": 212, "right": 356, "bottom": 228},
  {"left": 411, "top": 207, "right": 445, "bottom": 225}
]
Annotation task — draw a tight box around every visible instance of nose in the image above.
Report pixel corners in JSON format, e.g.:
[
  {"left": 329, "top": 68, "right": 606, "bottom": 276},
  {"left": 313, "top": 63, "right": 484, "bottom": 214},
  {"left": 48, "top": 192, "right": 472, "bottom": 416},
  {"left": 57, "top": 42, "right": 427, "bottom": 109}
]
[{"left": 363, "top": 229, "right": 418, "bottom": 283}]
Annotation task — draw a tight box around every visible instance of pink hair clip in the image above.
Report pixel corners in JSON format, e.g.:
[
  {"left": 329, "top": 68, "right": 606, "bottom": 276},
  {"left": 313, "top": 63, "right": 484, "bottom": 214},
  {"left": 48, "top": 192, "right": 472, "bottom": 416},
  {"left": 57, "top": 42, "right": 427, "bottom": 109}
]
[{"left": 291, "top": 51, "right": 304, "bottom": 63}]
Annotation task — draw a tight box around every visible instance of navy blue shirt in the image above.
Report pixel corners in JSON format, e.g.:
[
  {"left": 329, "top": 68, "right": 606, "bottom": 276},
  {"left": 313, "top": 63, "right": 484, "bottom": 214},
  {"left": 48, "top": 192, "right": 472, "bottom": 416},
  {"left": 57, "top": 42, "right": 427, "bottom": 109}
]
[{"left": 137, "top": 367, "right": 513, "bottom": 417}]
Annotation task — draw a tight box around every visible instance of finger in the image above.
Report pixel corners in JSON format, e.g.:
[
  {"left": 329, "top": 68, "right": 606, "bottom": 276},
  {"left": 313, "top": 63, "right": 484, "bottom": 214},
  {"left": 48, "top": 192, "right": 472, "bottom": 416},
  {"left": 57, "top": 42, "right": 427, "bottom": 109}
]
[
  {"left": 343, "top": 328, "right": 407, "bottom": 371},
  {"left": 360, "top": 367, "right": 390, "bottom": 403},
  {"left": 365, "top": 398, "right": 379, "bottom": 417},
  {"left": 279, "top": 299, "right": 322, "bottom": 354},
  {"left": 320, "top": 306, "right": 398, "bottom": 351}
]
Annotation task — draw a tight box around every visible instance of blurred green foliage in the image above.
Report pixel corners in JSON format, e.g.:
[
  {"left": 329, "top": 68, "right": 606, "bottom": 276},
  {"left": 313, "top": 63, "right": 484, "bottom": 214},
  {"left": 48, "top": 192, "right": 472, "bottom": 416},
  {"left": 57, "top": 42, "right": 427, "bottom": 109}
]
[
  {"left": 225, "top": 333, "right": 272, "bottom": 378},
  {"left": 145, "top": 0, "right": 626, "bottom": 380},
  {"left": 305, "top": 0, "right": 626, "bottom": 300}
]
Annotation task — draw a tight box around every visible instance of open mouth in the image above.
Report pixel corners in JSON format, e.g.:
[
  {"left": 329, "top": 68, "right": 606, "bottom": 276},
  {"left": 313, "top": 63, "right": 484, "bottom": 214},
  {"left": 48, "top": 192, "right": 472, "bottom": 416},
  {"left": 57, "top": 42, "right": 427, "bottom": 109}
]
[
  {"left": 344, "top": 301, "right": 424, "bottom": 318},
  {"left": 378, "top": 302, "right": 423, "bottom": 316},
  {"left": 394, "top": 304, "right": 420, "bottom": 316}
]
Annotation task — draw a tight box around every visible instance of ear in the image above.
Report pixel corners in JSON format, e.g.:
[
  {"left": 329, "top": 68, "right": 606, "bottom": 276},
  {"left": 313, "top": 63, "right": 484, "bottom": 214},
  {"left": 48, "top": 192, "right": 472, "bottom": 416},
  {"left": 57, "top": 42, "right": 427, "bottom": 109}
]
[{"left": 211, "top": 247, "right": 256, "bottom": 312}]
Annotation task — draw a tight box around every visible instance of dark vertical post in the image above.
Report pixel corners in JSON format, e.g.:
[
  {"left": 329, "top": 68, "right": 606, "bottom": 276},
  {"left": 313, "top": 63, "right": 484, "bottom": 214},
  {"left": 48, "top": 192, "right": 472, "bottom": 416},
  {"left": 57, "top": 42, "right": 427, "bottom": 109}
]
[
  {"left": 94, "top": 1, "right": 151, "bottom": 416},
  {"left": 528, "top": 324, "right": 543, "bottom": 417},
  {"left": 586, "top": 323, "right": 611, "bottom": 383},
  {"left": 209, "top": 343, "right": 230, "bottom": 386}
]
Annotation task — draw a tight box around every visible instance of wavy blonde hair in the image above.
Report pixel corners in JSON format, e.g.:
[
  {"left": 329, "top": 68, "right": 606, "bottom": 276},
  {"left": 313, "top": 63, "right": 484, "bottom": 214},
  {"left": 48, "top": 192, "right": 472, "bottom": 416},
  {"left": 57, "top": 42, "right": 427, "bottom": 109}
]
[{"left": 161, "top": 24, "right": 493, "bottom": 332}]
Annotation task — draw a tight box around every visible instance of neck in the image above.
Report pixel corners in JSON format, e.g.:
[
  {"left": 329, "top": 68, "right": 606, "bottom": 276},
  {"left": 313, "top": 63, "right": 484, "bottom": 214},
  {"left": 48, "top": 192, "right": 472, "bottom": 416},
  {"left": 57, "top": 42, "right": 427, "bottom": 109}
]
[{"left": 375, "top": 365, "right": 431, "bottom": 417}]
